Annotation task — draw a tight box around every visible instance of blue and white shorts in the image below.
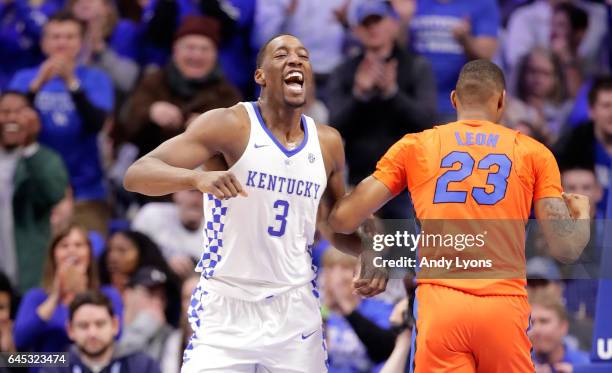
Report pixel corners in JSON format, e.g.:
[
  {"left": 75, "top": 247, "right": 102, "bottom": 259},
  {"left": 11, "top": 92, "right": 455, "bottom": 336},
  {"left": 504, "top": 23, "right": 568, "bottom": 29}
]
[{"left": 182, "top": 282, "right": 328, "bottom": 373}]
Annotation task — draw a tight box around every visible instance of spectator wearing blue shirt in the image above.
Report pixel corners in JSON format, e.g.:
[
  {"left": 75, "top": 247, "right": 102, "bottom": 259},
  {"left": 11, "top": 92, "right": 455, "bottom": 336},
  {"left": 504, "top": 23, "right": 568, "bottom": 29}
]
[
  {"left": 0, "top": 0, "right": 65, "bottom": 89},
  {"left": 555, "top": 76, "right": 612, "bottom": 217},
  {"left": 13, "top": 224, "right": 123, "bottom": 354},
  {"left": 322, "top": 248, "right": 394, "bottom": 373},
  {"left": 9, "top": 11, "right": 114, "bottom": 236},
  {"left": 405, "top": 0, "right": 499, "bottom": 121},
  {"left": 529, "top": 289, "right": 590, "bottom": 373}
]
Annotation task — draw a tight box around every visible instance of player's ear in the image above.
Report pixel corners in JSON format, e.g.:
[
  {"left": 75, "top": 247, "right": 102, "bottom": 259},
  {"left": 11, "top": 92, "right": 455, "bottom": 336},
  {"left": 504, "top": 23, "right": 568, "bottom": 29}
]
[
  {"left": 498, "top": 90, "right": 506, "bottom": 111},
  {"left": 254, "top": 68, "right": 266, "bottom": 87},
  {"left": 450, "top": 90, "right": 458, "bottom": 110}
]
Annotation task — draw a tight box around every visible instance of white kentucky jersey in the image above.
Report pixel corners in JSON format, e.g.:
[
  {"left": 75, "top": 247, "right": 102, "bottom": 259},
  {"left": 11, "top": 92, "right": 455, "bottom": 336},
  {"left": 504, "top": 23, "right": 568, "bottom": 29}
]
[{"left": 195, "top": 102, "right": 328, "bottom": 301}]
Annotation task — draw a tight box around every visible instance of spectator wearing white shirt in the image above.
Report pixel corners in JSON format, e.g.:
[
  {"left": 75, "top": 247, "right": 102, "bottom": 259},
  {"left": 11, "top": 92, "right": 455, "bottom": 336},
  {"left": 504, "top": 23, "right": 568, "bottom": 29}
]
[{"left": 132, "top": 190, "right": 203, "bottom": 278}]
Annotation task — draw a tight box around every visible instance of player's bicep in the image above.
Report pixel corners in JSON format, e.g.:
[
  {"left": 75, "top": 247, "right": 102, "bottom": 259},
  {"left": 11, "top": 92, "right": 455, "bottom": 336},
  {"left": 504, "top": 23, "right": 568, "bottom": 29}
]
[{"left": 143, "top": 110, "right": 228, "bottom": 170}]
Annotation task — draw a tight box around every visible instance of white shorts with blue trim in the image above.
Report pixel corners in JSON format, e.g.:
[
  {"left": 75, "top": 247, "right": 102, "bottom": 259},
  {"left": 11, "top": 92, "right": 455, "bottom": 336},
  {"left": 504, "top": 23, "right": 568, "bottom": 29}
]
[{"left": 181, "top": 282, "right": 328, "bottom": 373}]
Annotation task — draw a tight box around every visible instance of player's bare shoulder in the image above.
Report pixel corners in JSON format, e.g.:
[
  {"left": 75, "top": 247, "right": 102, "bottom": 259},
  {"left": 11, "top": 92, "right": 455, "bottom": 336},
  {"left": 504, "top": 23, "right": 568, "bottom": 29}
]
[
  {"left": 187, "top": 103, "right": 250, "bottom": 157},
  {"left": 316, "top": 123, "right": 345, "bottom": 176}
]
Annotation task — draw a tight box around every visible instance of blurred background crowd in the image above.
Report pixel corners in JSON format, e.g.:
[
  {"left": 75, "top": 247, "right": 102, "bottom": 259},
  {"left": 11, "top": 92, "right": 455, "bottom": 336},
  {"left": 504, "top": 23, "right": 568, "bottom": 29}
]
[{"left": 0, "top": 0, "right": 611, "bottom": 372}]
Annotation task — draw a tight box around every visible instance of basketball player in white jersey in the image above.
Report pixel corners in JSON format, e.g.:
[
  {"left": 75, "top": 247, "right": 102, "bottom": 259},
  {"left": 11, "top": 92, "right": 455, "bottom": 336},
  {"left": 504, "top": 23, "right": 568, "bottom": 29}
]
[{"left": 124, "top": 34, "right": 387, "bottom": 372}]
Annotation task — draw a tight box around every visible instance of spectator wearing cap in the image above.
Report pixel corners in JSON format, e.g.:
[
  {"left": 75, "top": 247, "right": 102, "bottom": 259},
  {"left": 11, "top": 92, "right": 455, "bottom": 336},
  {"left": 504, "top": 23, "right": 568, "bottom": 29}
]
[
  {"left": 529, "top": 289, "right": 590, "bottom": 373},
  {"left": 120, "top": 267, "right": 178, "bottom": 372},
  {"left": 0, "top": 91, "right": 68, "bottom": 293},
  {"left": 142, "top": 0, "right": 258, "bottom": 98},
  {"left": 8, "top": 11, "right": 114, "bottom": 237},
  {"left": 327, "top": 0, "right": 435, "bottom": 218},
  {"left": 526, "top": 256, "right": 563, "bottom": 298},
  {"left": 119, "top": 15, "right": 241, "bottom": 160},
  {"left": 41, "top": 290, "right": 161, "bottom": 373},
  {"left": 404, "top": 0, "right": 499, "bottom": 122}
]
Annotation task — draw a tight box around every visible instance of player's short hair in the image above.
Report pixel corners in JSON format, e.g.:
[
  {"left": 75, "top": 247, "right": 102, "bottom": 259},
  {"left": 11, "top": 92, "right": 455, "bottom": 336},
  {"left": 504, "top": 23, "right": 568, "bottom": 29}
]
[
  {"left": 455, "top": 59, "right": 506, "bottom": 105},
  {"left": 69, "top": 290, "right": 114, "bottom": 322},
  {"left": 588, "top": 75, "right": 612, "bottom": 107},
  {"left": 256, "top": 33, "right": 299, "bottom": 68},
  {"left": 529, "top": 289, "right": 568, "bottom": 322}
]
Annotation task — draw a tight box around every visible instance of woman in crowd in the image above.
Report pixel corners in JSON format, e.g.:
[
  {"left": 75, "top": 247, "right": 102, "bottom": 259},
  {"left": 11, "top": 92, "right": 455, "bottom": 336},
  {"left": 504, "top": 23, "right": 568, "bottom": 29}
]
[
  {"left": 99, "top": 230, "right": 181, "bottom": 326},
  {"left": 514, "top": 47, "right": 573, "bottom": 143},
  {"left": 13, "top": 224, "right": 123, "bottom": 353}
]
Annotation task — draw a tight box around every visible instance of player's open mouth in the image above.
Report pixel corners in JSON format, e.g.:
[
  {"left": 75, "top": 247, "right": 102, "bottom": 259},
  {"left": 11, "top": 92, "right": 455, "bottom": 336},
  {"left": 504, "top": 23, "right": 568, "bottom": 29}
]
[{"left": 283, "top": 71, "right": 304, "bottom": 94}]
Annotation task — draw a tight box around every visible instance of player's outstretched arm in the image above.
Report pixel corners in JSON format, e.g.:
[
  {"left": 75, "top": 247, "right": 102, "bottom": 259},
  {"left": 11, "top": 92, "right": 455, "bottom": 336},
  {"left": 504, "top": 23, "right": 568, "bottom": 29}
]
[
  {"left": 535, "top": 193, "right": 591, "bottom": 263},
  {"left": 124, "top": 108, "right": 247, "bottom": 199},
  {"left": 328, "top": 176, "right": 394, "bottom": 235}
]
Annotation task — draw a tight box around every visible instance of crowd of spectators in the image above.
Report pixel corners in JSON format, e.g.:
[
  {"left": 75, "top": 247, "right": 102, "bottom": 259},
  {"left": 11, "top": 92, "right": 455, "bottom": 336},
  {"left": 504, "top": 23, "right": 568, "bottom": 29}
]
[{"left": 0, "top": 0, "right": 610, "bottom": 372}]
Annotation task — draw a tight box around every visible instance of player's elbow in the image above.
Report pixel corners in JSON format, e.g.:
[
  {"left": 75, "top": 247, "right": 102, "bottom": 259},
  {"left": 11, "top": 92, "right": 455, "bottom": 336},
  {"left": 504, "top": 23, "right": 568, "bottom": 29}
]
[
  {"left": 123, "top": 159, "right": 144, "bottom": 192},
  {"left": 328, "top": 209, "right": 359, "bottom": 234},
  {"left": 549, "top": 239, "right": 587, "bottom": 264}
]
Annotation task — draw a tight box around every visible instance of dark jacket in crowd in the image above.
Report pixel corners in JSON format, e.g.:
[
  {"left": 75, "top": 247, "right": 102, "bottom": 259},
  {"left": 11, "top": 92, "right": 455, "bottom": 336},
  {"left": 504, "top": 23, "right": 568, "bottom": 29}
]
[
  {"left": 327, "top": 45, "right": 437, "bottom": 185},
  {"left": 554, "top": 121, "right": 597, "bottom": 171},
  {"left": 40, "top": 344, "right": 161, "bottom": 373},
  {"left": 119, "top": 63, "right": 241, "bottom": 157}
]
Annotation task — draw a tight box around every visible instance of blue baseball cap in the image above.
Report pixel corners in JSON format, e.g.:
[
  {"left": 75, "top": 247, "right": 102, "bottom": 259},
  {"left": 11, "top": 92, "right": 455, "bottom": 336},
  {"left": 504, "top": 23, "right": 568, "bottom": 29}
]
[
  {"left": 526, "top": 257, "right": 561, "bottom": 281},
  {"left": 355, "top": 1, "right": 397, "bottom": 25}
]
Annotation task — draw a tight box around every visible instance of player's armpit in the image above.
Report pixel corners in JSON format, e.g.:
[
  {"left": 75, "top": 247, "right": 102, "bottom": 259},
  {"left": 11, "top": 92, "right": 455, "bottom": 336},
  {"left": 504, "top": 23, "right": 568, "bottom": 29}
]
[
  {"left": 329, "top": 176, "right": 394, "bottom": 234},
  {"left": 534, "top": 195, "right": 590, "bottom": 263}
]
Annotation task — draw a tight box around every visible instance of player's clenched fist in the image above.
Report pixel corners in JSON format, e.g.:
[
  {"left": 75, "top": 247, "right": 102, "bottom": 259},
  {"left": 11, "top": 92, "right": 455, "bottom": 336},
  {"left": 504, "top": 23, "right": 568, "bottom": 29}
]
[
  {"left": 193, "top": 171, "right": 248, "bottom": 199},
  {"left": 562, "top": 192, "right": 590, "bottom": 219},
  {"left": 353, "top": 249, "right": 388, "bottom": 297}
]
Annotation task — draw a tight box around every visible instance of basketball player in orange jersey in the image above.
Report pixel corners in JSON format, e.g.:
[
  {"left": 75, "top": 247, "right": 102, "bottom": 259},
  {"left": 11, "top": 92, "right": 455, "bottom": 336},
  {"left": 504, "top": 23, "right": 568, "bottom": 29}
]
[{"left": 329, "top": 59, "right": 591, "bottom": 373}]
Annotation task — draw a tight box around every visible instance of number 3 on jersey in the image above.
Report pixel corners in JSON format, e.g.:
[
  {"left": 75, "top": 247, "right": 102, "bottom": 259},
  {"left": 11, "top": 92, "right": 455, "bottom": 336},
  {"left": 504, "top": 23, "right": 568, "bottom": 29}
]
[
  {"left": 268, "top": 199, "right": 289, "bottom": 237},
  {"left": 434, "top": 151, "right": 512, "bottom": 205}
]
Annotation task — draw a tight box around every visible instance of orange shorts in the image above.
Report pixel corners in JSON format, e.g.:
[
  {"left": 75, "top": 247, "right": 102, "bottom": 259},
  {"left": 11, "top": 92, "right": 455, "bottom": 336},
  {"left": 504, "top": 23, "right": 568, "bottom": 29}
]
[{"left": 409, "top": 284, "right": 534, "bottom": 373}]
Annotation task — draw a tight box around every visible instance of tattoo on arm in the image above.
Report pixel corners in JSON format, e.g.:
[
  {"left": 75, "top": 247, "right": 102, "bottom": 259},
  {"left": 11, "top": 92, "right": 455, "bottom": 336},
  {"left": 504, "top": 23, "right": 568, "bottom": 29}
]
[{"left": 541, "top": 198, "right": 574, "bottom": 237}]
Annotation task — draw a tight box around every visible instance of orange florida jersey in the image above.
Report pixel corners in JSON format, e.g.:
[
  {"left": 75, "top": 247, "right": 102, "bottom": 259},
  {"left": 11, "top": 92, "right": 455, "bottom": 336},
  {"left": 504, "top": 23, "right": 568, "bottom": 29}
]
[{"left": 373, "top": 120, "right": 563, "bottom": 296}]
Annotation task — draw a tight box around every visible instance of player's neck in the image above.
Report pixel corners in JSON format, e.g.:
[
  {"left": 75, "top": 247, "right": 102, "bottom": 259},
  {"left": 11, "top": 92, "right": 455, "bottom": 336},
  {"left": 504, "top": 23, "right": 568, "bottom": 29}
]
[
  {"left": 456, "top": 110, "right": 497, "bottom": 123},
  {"left": 256, "top": 98, "right": 304, "bottom": 139}
]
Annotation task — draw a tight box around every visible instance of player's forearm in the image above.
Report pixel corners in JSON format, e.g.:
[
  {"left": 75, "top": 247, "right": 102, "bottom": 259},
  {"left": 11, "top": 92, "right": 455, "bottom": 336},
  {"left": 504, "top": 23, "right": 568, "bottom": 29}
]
[
  {"left": 124, "top": 156, "right": 198, "bottom": 196},
  {"left": 541, "top": 219, "right": 590, "bottom": 263},
  {"left": 328, "top": 201, "right": 364, "bottom": 234},
  {"left": 536, "top": 198, "right": 591, "bottom": 263}
]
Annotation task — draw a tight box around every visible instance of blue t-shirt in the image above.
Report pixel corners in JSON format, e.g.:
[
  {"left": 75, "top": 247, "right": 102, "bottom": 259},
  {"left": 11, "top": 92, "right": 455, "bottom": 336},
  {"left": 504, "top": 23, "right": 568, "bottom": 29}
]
[
  {"left": 326, "top": 299, "right": 394, "bottom": 373},
  {"left": 13, "top": 286, "right": 123, "bottom": 353},
  {"left": 410, "top": 0, "right": 499, "bottom": 116},
  {"left": 9, "top": 65, "right": 114, "bottom": 200},
  {"left": 532, "top": 342, "right": 590, "bottom": 371}
]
